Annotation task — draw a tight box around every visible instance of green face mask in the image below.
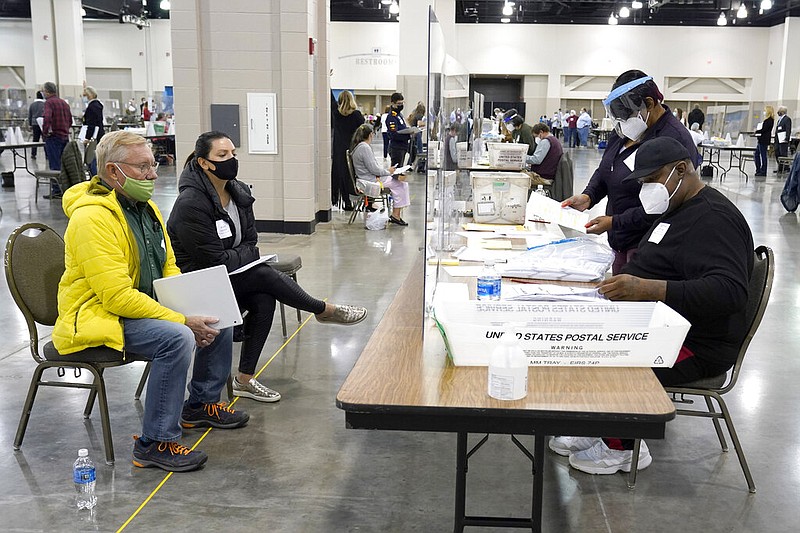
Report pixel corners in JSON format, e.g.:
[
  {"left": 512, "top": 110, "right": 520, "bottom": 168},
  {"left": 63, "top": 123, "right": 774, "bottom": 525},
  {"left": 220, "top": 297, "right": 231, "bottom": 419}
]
[{"left": 115, "top": 164, "right": 155, "bottom": 202}]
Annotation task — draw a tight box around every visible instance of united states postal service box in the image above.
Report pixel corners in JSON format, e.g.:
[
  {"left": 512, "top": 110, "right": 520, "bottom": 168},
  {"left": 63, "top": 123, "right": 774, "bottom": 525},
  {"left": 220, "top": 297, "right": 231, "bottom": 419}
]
[
  {"left": 433, "top": 296, "right": 691, "bottom": 368},
  {"left": 471, "top": 172, "right": 531, "bottom": 224},
  {"left": 486, "top": 142, "right": 528, "bottom": 169}
]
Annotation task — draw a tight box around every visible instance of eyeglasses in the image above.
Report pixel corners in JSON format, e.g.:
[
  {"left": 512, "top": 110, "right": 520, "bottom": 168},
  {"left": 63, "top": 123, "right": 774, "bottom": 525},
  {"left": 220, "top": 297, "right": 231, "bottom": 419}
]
[{"left": 115, "top": 161, "right": 159, "bottom": 176}]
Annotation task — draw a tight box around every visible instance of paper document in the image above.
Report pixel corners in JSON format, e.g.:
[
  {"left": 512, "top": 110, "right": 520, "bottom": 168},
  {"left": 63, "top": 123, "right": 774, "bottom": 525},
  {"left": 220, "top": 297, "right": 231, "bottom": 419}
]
[
  {"left": 229, "top": 254, "right": 277, "bottom": 276},
  {"left": 36, "top": 117, "right": 44, "bottom": 130},
  {"left": 463, "top": 223, "right": 526, "bottom": 232},
  {"left": 153, "top": 265, "right": 242, "bottom": 329},
  {"left": 525, "top": 193, "right": 590, "bottom": 233},
  {"left": 393, "top": 164, "right": 412, "bottom": 175},
  {"left": 778, "top": 132, "right": 787, "bottom": 143},
  {"left": 502, "top": 283, "right": 605, "bottom": 301}
]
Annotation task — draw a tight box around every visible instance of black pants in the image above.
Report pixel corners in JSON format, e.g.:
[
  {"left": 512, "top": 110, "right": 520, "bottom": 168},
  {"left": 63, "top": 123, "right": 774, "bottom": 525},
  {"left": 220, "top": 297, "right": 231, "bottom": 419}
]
[
  {"left": 31, "top": 125, "right": 42, "bottom": 157},
  {"left": 389, "top": 144, "right": 409, "bottom": 167},
  {"left": 776, "top": 142, "right": 789, "bottom": 171},
  {"left": 230, "top": 264, "right": 326, "bottom": 375}
]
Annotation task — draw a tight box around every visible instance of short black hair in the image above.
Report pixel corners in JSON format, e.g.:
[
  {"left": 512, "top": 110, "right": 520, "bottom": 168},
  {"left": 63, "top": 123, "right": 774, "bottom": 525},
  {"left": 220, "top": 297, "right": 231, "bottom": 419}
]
[{"left": 391, "top": 92, "right": 404, "bottom": 103}]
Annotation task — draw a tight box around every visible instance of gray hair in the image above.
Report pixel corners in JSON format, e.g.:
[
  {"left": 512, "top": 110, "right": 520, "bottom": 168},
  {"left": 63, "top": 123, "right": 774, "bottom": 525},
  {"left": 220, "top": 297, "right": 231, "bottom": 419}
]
[
  {"left": 43, "top": 81, "right": 57, "bottom": 95},
  {"left": 96, "top": 130, "right": 150, "bottom": 181},
  {"left": 84, "top": 86, "right": 97, "bottom": 99},
  {"left": 778, "top": 106, "right": 788, "bottom": 115}
]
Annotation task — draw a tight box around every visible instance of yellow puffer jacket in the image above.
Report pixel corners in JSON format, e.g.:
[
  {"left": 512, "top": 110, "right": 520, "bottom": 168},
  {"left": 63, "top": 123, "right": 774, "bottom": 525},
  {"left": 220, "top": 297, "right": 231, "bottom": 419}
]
[{"left": 53, "top": 176, "right": 185, "bottom": 355}]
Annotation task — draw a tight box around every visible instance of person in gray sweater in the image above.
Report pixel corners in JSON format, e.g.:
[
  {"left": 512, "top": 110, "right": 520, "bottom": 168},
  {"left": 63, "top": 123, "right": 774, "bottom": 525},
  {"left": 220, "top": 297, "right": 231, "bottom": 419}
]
[{"left": 351, "top": 124, "right": 410, "bottom": 225}]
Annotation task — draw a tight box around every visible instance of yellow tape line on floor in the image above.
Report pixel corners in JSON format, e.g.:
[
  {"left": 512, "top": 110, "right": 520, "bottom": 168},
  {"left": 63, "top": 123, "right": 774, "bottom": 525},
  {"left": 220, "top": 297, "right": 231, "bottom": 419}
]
[{"left": 116, "top": 311, "right": 317, "bottom": 533}]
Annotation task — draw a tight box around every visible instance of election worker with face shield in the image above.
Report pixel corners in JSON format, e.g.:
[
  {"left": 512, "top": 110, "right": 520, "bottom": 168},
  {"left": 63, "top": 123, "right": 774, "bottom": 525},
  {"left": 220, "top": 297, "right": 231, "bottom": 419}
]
[
  {"left": 502, "top": 109, "right": 536, "bottom": 155},
  {"left": 560, "top": 70, "right": 700, "bottom": 274}
]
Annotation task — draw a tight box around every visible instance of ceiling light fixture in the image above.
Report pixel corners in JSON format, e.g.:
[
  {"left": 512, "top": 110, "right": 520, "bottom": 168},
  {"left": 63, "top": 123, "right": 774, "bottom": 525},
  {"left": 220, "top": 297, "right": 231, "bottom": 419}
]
[
  {"left": 737, "top": 4, "right": 747, "bottom": 18},
  {"left": 608, "top": 13, "right": 618, "bottom": 25},
  {"left": 81, "top": 7, "right": 87, "bottom": 17},
  {"left": 760, "top": 0, "right": 773, "bottom": 10},
  {"left": 502, "top": 3, "right": 513, "bottom": 17},
  {"left": 501, "top": 17, "right": 511, "bottom": 23},
  {"left": 160, "top": 0, "right": 170, "bottom": 9},
  {"left": 631, "top": 1, "right": 643, "bottom": 9},
  {"left": 619, "top": 6, "right": 630, "bottom": 18},
  {"left": 389, "top": 1, "right": 399, "bottom": 15},
  {"left": 717, "top": 12, "right": 728, "bottom": 25},
  {"left": 381, "top": 0, "right": 392, "bottom": 4}
]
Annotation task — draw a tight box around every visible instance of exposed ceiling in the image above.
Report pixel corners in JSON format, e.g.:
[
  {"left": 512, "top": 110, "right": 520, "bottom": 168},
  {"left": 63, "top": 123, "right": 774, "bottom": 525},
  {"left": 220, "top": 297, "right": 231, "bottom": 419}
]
[
  {"left": 330, "top": 0, "right": 800, "bottom": 27},
  {"left": 0, "top": 0, "right": 170, "bottom": 20},
  {"left": 1, "top": 1, "right": 797, "bottom": 27}
]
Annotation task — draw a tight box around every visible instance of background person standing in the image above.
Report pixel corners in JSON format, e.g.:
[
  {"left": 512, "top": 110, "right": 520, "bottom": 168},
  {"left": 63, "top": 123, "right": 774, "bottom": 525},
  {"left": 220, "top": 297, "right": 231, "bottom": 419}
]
[
  {"left": 754, "top": 106, "right": 775, "bottom": 177},
  {"left": 41, "top": 81, "right": 72, "bottom": 199},
  {"left": 775, "top": 106, "right": 792, "bottom": 173},
  {"left": 27, "top": 91, "right": 45, "bottom": 159},
  {"left": 687, "top": 104, "right": 705, "bottom": 130},
  {"left": 331, "top": 90, "right": 365, "bottom": 210}
]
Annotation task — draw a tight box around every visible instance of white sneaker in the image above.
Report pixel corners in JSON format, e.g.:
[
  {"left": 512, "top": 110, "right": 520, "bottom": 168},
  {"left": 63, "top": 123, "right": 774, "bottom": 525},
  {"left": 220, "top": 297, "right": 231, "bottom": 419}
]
[
  {"left": 569, "top": 440, "right": 652, "bottom": 475},
  {"left": 549, "top": 436, "right": 601, "bottom": 457},
  {"left": 232, "top": 377, "right": 281, "bottom": 403}
]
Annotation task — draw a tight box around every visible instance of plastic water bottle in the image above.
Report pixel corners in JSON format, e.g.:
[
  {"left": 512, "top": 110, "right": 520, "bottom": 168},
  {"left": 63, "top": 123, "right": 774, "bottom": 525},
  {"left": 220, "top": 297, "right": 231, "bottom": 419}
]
[
  {"left": 536, "top": 184, "right": 550, "bottom": 198},
  {"left": 488, "top": 334, "right": 528, "bottom": 400},
  {"left": 73, "top": 449, "right": 97, "bottom": 510},
  {"left": 477, "top": 259, "right": 502, "bottom": 301}
]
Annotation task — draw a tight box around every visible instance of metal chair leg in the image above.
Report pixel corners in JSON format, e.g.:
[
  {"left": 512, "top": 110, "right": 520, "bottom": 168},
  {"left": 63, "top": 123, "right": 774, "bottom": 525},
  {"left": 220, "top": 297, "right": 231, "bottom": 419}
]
[
  {"left": 704, "top": 395, "right": 728, "bottom": 451},
  {"left": 280, "top": 302, "right": 288, "bottom": 338},
  {"left": 83, "top": 367, "right": 104, "bottom": 419},
  {"left": 88, "top": 366, "right": 115, "bottom": 465},
  {"left": 714, "top": 393, "right": 756, "bottom": 493},
  {"left": 13, "top": 364, "right": 47, "bottom": 451},
  {"left": 291, "top": 273, "right": 302, "bottom": 322},
  {"left": 627, "top": 439, "right": 642, "bottom": 489},
  {"left": 135, "top": 362, "right": 151, "bottom": 400},
  {"left": 226, "top": 375, "right": 234, "bottom": 401}
]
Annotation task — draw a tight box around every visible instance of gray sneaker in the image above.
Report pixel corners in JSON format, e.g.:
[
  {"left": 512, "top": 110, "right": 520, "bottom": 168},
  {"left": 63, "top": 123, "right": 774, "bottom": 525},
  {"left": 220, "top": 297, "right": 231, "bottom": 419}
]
[
  {"left": 315, "top": 304, "right": 368, "bottom": 325},
  {"left": 232, "top": 377, "right": 281, "bottom": 403}
]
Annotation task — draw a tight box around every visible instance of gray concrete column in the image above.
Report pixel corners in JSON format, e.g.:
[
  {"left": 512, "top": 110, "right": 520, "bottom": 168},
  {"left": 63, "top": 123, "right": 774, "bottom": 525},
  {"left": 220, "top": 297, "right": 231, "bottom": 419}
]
[{"left": 30, "top": 0, "right": 85, "bottom": 98}]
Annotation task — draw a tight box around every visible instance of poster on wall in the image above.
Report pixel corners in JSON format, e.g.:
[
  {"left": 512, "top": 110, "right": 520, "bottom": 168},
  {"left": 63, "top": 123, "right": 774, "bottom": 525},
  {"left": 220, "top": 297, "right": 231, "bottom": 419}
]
[{"left": 247, "top": 92, "right": 278, "bottom": 154}]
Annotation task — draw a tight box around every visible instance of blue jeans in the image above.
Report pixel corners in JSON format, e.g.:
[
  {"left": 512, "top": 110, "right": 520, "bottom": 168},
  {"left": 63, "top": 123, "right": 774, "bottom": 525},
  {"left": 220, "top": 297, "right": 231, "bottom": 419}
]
[
  {"left": 578, "top": 127, "right": 589, "bottom": 147},
  {"left": 44, "top": 136, "right": 68, "bottom": 194},
  {"left": 564, "top": 128, "right": 574, "bottom": 147},
  {"left": 123, "top": 318, "right": 233, "bottom": 442}
]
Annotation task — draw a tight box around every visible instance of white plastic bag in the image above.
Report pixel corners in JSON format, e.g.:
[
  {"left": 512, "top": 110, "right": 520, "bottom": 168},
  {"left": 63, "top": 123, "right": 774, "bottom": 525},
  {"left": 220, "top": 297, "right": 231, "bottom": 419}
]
[
  {"left": 499, "top": 237, "right": 614, "bottom": 281},
  {"left": 365, "top": 208, "right": 389, "bottom": 230},
  {"left": 357, "top": 178, "right": 383, "bottom": 198}
]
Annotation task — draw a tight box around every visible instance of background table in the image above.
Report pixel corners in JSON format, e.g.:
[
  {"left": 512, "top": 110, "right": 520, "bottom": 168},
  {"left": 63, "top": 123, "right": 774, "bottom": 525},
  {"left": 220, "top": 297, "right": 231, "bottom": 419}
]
[
  {"left": 700, "top": 144, "right": 756, "bottom": 182},
  {"left": 337, "top": 256, "right": 676, "bottom": 532},
  {"left": 0, "top": 141, "right": 45, "bottom": 177}
]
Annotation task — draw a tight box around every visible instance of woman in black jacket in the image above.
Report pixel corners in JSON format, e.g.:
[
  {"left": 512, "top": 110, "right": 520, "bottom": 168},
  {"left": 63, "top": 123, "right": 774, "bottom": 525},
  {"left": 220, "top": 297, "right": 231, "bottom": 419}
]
[
  {"left": 754, "top": 105, "right": 775, "bottom": 177},
  {"left": 82, "top": 85, "right": 105, "bottom": 175},
  {"left": 167, "top": 131, "right": 368, "bottom": 403}
]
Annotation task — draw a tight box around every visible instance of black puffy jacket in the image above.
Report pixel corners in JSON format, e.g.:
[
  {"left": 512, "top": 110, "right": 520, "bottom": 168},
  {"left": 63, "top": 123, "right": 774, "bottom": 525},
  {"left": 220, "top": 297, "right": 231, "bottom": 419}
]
[{"left": 167, "top": 161, "right": 259, "bottom": 273}]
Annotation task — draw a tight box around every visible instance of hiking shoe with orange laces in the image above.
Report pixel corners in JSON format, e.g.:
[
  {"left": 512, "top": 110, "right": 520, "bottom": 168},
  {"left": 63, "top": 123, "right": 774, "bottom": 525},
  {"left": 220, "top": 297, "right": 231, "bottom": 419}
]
[
  {"left": 132, "top": 436, "right": 208, "bottom": 472},
  {"left": 180, "top": 401, "right": 250, "bottom": 429}
]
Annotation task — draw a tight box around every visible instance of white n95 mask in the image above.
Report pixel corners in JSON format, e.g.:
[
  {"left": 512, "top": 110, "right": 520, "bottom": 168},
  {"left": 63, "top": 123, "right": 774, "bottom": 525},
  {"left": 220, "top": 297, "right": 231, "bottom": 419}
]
[
  {"left": 639, "top": 166, "right": 682, "bottom": 214},
  {"left": 616, "top": 111, "right": 649, "bottom": 141}
]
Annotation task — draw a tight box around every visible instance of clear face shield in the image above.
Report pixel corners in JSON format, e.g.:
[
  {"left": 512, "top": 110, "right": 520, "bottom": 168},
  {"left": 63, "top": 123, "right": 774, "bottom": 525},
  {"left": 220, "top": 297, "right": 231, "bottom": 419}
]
[{"left": 603, "top": 76, "right": 653, "bottom": 141}]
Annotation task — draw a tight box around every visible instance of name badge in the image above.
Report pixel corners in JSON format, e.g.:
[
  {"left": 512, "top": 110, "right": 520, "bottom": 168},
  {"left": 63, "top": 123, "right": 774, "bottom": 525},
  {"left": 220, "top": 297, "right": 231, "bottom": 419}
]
[
  {"left": 216, "top": 219, "right": 233, "bottom": 239},
  {"left": 648, "top": 222, "right": 670, "bottom": 244},
  {"left": 623, "top": 149, "right": 638, "bottom": 172}
]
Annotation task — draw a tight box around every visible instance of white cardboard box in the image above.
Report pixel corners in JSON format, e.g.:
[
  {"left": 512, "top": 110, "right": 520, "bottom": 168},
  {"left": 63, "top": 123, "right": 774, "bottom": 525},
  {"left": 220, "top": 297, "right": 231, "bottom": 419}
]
[
  {"left": 434, "top": 294, "right": 691, "bottom": 368},
  {"left": 471, "top": 172, "right": 531, "bottom": 224},
  {"left": 486, "top": 142, "right": 528, "bottom": 169}
]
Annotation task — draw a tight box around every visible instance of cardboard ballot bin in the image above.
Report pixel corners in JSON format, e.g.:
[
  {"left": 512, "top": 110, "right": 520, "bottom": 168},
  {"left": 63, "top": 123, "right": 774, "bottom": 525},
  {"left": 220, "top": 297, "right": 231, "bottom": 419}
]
[
  {"left": 434, "top": 298, "right": 691, "bottom": 367},
  {"left": 471, "top": 172, "right": 531, "bottom": 224}
]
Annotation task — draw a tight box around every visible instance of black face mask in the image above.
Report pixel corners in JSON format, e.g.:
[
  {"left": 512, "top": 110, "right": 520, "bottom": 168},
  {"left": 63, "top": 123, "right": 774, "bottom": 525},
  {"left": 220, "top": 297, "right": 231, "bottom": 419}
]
[
  {"left": 394, "top": 103, "right": 404, "bottom": 112},
  {"left": 206, "top": 157, "right": 238, "bottom": 180}
]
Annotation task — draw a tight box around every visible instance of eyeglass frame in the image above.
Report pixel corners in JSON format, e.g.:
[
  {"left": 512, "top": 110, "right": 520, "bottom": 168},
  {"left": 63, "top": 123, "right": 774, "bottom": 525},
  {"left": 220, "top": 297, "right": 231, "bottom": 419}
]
[{"left": 112, "top": 160, "right": 160, "bottom": 177}]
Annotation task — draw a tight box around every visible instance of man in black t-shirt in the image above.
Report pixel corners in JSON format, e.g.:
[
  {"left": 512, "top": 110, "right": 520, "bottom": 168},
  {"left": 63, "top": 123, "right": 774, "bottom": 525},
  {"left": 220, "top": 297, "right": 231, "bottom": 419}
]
[{"left": 562, "top": 136, "right": 754, "bottom": 475}]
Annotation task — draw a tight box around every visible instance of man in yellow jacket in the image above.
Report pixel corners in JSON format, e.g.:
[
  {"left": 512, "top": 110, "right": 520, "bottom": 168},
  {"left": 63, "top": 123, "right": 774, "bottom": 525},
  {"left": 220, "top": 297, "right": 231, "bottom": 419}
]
[{"left": 54, "top": 130, "right": 249, "bottom": 472}]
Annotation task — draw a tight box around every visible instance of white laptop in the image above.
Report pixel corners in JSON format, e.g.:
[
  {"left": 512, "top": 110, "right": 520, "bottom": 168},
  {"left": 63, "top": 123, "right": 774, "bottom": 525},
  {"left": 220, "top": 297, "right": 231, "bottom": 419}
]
[{"left": 153, "top": 265, "right": 242, "bottom": 329}]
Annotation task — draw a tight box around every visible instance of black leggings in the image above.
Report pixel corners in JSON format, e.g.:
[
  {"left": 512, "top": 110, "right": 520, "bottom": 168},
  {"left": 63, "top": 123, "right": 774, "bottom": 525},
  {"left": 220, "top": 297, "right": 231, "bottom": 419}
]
[{"left": 230, "top": 264, "right": 326, "bottom": 375}]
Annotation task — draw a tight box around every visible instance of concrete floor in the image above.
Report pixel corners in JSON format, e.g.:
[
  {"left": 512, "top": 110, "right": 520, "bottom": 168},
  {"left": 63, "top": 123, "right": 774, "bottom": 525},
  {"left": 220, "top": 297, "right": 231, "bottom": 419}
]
[{"left": 0, "top": 144, "right": 797, "bottom": 532}]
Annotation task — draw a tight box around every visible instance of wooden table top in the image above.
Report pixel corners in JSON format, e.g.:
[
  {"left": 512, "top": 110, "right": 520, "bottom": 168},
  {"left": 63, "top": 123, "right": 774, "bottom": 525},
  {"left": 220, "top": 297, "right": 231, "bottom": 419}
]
[{"left": 336, "top": 255, "right": 676, "bottom": 423}]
